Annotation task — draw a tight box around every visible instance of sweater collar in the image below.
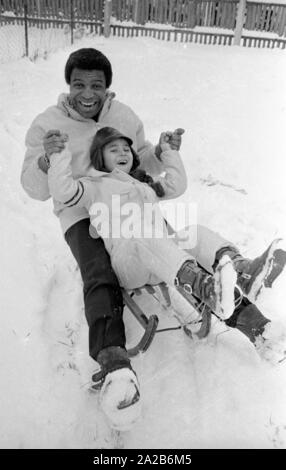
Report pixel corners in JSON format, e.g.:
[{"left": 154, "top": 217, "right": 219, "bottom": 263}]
[{"left": 57, "top": 91, "right": 116, "bottom": 122}]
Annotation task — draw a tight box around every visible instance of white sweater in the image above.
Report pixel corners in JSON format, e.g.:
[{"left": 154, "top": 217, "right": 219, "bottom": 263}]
[{"left": 48, "top": 145, "right": 188, "bottom": 256}]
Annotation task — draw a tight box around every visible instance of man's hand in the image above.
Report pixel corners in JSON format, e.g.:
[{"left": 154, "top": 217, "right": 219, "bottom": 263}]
[
  {"left": 155, "top": 128, "right": 185, "bottom": 159},
  {"left": 169, "top": 127, "right": 185, "bottom": 150},
  {"left": 43, "top": 129, "right": 69, "bottom": 157}
]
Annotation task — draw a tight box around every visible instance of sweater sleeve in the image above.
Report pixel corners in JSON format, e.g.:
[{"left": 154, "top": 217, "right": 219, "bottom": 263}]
[
  {"left": 154, "top": 147, "right": 188, "bottom": 200},
  {"left": 21, "top": 121, "right": 51, "bottom": 201},
  {"left": 135, "top": 119, "right": 164, "bottom": 177},
  {"left": 47, "top": 147, "right": 97, "bottom": 210}
]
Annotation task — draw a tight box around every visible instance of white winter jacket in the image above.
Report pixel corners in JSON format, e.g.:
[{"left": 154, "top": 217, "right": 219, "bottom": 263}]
[
  {"left": 21, "top": 92, "right": 164, "bottom": 233},
  {"left": 48, "top": 145, "right": 188, "bottom": 257}
]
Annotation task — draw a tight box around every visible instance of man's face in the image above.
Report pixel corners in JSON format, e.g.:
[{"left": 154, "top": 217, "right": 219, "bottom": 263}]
[{"left": 69, "top": 68, "right": 107, "bottom": 119}]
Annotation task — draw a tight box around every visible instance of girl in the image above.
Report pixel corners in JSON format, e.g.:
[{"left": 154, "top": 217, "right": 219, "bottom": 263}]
[{"left": 48, "top": 126, "right": 236, "bottom": 318}]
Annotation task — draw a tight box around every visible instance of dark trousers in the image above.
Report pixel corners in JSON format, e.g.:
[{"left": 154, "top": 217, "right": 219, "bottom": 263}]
[
  {"left": 226, "top": 296, "right": 270, "bottom": 343},
  {"left": 65, "top": 219, "right": 126, "bottom": 361}
]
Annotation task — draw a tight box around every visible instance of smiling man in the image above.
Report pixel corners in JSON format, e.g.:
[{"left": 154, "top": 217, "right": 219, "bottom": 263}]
[
  {"left": 21, "top": 47, "right": 184, "bottom": 430},
  {"left": 69, "top": 68, "right": 107, "bottom": 120}
]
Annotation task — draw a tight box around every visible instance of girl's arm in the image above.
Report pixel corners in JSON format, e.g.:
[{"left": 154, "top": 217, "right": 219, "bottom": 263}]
[{"left": 47, "top": 147, "right": 96, "bottom": 209}]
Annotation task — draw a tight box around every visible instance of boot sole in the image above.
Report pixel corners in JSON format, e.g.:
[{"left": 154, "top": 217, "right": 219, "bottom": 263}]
[{"left": 214, "top": 255, "right": 237, "bottom": 319}]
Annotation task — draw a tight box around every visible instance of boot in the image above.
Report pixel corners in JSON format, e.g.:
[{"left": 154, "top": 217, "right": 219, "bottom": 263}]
[
  {"left": 175, "top": 255, "right": 237, "bottom": 319},
  {"left": 226, "top": 300, "right": 286, "bottom": 364},
  {"left": 225, "top": 297, "right": 270, "bottom": 343},
  {"left": 92, "top": 346, "right": 141, "bottom": 431},
  {"left": 216, "top": 239, "right": 286, "bottom": 301},
  {"left": 254, "top": 321, "right": 286, "bottom": 365}
]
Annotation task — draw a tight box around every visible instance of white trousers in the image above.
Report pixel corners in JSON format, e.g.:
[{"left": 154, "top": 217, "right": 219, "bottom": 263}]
[{"left": 110, "top": 225, "right": 234, "bottom": 290}]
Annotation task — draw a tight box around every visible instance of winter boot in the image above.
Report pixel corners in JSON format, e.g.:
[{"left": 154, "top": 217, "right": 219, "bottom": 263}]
[
  {"left": 175, "top": 255, "right": 237, "bottom": 319},
  {"left": 254, "top": 321, "right": 286, "bottom": 365},
  {"left": 92, "top": 346, "right": 141, "bottom": 431},
  {"left": 216, "top": 239, "right": 286, "bottom": 301},
  {"left": 225, "top": 298, "right": 286, "bottom": 364}
]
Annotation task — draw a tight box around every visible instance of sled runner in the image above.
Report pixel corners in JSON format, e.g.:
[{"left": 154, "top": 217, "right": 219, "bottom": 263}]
[
  {"left": 124, "top": 278, "right": 246, "bottom": 357},
  {"left": 122, "top": 288, "right": 159, "bottom": 358},
  {"left": 124, "top": 281, "right": 214, "bottom": 358}
]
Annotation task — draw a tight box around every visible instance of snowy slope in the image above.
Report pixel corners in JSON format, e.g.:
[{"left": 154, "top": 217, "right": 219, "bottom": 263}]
[{"left": 0, "top": 35, "right": 286, "bottom": 449}]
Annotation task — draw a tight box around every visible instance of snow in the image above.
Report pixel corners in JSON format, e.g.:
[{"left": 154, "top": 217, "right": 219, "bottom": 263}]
[
  {"left": 0, "top": 34, "right": 286, "bottom": 449},
  {"left": 100, "top": 368, "right": 141, "bottom": 432}
]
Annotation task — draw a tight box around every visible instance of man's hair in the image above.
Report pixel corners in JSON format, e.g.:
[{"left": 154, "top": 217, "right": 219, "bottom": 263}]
[{"left": 64, "top": 48, "right": 113, "bottom": 88}]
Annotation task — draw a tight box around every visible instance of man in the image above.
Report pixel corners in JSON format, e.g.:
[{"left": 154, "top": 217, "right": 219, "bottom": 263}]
[
  {"left": 21, "top": 48, "right": 185, "bottom": 429},
  {"left": 21, "top": 48, "right": 286, "bottom": 431}
]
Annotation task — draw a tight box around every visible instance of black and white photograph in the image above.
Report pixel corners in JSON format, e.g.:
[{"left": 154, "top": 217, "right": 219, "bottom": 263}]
[{"left": 0, "top": 0, "right": 286, "bottom": 451}]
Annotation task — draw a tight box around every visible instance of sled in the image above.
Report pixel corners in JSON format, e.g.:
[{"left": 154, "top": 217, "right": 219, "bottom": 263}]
[
  {"left": 124, "top": 282, "right": 213, "bottom": 358},
  {"left": 123, "top": 223, "right": 215, "bottom": 357},
  {"left": 122, "top": 222, "right": 216, "bottom": 357},
  {"left": 124, "top": 222, "right": 244, "bottom": 357}
]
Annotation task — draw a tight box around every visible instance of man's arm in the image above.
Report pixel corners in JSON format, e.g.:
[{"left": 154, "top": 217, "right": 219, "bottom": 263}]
[
  {"left": 135, "top": 120, "right": 164, "bottom": 176},
  {"left": 21, "top": 123, "right": 51, "bottom": 201},
  {"left": 153, "top": 140, "right": 188, "bottom": 200},
  {"left": 21, "top": 121, "right": 68, "bottom": 201},
  {"left": 136, "top": 120, "right": 185, "bottom": 177}
]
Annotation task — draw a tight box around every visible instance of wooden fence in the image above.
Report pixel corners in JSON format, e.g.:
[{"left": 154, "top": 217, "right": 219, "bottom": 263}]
[
  {"left": 1, "top": 0, "right": 286, "bottom": 35},
  {"left": 109, "top": 22, "right": 286, "bottom": 47},
  {"left": 1, "top": 0, "right": 286, "bottom": 54},
  {"left": 110, "top": 23, "right": 234, "bottom": 43},
  {"left": 112, "top": 0, "right": 238, "bottom": 29},
  {"left": 111, "top": 0, "right": 286, "bottom": 36},
  {"left": 245, "top": 2, "right": 286, "bottom": 36}
]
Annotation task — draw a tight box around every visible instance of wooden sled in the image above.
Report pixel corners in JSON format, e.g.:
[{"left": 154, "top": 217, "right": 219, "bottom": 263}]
[
  {"left": 123, "top": 223, "right": 216, "bottom": 357},
  {"left": 124, "top": 282, "right": 213, "bottom": 358},
  {"left": 123, "top": 222, "right": 243, "bottom": 357}
]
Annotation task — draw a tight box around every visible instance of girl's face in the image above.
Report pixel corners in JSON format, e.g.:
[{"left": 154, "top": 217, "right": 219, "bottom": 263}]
[{"left": 103, "top": 138, "right": 133, "bottom": 173}]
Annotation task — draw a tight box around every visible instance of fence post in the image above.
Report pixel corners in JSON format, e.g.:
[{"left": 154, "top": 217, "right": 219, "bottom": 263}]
[
  {"left": 71, "top": 0, "right": 74, "bottom": 45},
  {"left": 24, "top": 0, "right": 29, "bottom": 57},
  {"left": 234, "top": 0, "right": 247, "bottom": 46},
  {"left": 134, "top": 0, "right": 140, "bottom": 24},
  {"left": 36, "top": 0, "right": 42, "bottom": 16},
  {"left": 104, "top": 0, "right": 112, "bottom": 37}
]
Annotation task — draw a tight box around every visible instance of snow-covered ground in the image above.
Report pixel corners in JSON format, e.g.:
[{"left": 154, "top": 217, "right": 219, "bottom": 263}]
[{"left": 0, "top": 34, "right": 286, "bottom": 449}]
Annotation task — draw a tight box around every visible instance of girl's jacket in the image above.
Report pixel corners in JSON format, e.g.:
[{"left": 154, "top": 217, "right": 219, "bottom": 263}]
[
  {"left": 48, "top": 145, "right": 188, "bottom": 256},
  {"left": 21, "top": 92, "right": 164, "bottom": 234}
]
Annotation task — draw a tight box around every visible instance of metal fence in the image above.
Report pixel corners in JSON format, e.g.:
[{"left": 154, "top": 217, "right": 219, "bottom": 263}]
[{"left": 0, "top": 0, "right": 103, "bottom": 62}]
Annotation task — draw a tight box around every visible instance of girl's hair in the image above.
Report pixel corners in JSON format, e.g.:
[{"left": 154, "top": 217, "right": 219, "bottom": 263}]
[
  {"left": 129, "top": 169, "right": 165, "bottom": 198},
  {"left": 89, "top": 127, "right": 165, "bottom": 198}
]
